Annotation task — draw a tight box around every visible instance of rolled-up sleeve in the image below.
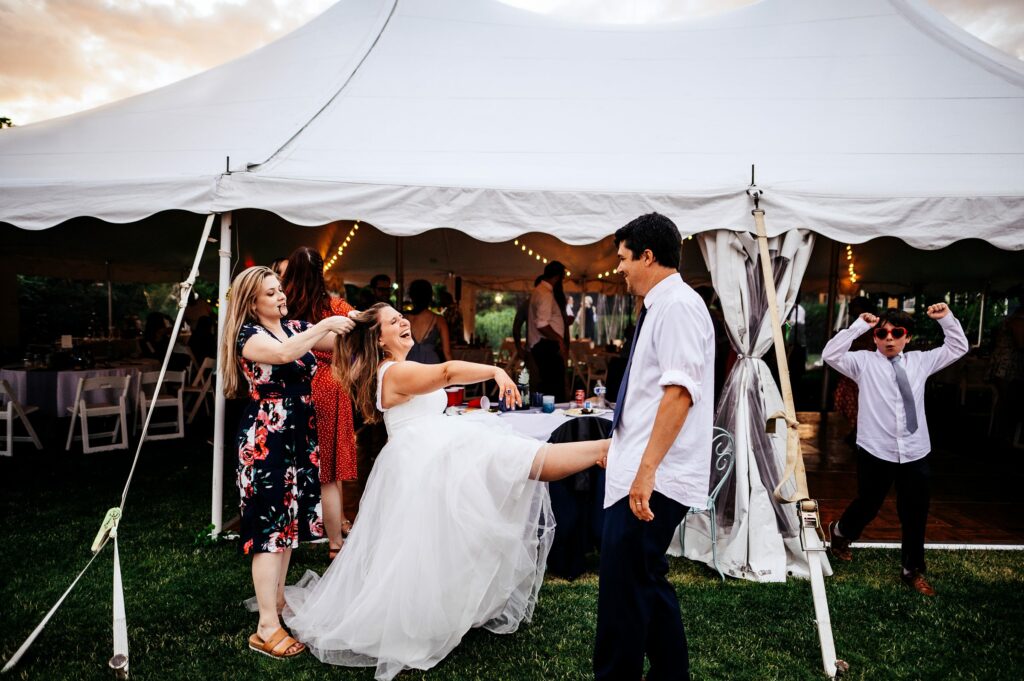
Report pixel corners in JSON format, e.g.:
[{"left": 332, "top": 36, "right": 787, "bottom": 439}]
[{"left": 654, "top": 301, "right": 708, "bottom": 405}]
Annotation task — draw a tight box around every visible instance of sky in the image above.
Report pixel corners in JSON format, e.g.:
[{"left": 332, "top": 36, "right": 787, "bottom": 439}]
[{"left": 1, "top": 0, "right": 1021, "bottom": 126}]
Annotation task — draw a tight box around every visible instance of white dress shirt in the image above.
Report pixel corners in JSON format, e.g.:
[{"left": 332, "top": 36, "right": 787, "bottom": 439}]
[
  {"left": 604, "top": 274, "right": 715, "bottom": 509},
  {"left": 527, "top": 281, "right": 564, "bottom": 349},
  {"left": 822, "top": 314, "right": 968, "bottom": 463}
]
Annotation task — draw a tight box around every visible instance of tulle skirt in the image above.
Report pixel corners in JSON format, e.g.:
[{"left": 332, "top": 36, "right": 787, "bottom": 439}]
[{"left": 283, "top": 414, "right": 554, "bottom": 680}]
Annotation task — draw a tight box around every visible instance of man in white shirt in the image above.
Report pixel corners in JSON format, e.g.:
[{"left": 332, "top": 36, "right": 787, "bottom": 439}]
[
  {"left": 823, "top": 303, "right": 967, "bottom": 596},
  {"left": 527, "top": 261, "right": 569, "bottom": 401},
  {"left": 594, "top": 213, "right": 714, "bottom": 681}
]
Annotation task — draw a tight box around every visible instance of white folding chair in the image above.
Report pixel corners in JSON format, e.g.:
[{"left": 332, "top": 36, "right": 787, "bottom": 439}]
[
  {"left": 137, "top": 370, "right": 186, "bottom": 441},
  {"left": 568, "top": 346, "right": 588, "bottom": 390},
  {"left": 183, "top": 357, "right": 215, "bottom": 423},
  {"left": 0, "top": 380, "right": 43, "bottom": 457},
  {"left": 65, "top": 375, "right": 131, "bottom": 453},
  {"left": 172, "top": 343, "right": 199, "bottom": 382}
]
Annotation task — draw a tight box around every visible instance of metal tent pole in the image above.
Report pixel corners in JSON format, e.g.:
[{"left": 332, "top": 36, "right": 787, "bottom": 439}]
[{"left": 211, "top": 211, "right": 232, "bottom": 535}]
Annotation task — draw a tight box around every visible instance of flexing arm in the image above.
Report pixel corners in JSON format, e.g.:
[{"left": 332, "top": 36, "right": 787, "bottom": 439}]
[
  {"left": 821, "top": 313, "right": 875, "bottom": 380},
  {"left": 242, "top": 316, "right": 354, "bottom": 365},
  {"left": 921, "top": 303, "right": 969, "bottom": 374},
  {"left": 381, "top": 360, "right": 520, "bottom": 409}
]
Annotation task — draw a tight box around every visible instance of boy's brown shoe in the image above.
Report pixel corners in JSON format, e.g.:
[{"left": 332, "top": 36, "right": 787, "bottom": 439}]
[
  {"left": 901, "top": 570, "right": 936, "bottom": 597},
  {"left": 828, "top": 521, "right": 852, "bottom": 561}
]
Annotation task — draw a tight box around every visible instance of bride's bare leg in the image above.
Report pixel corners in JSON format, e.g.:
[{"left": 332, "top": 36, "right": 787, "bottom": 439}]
[{"left": 532, "top": 439, "right": 611, "bottom": 482}]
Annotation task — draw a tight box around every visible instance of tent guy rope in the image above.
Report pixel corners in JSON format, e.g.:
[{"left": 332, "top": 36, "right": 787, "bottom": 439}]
[{"left": 2, "top": 214, "right": 216, "bottom": 677}]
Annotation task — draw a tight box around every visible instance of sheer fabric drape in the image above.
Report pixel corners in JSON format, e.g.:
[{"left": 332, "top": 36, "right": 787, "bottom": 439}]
[{"left": 668, "top": 228, "right": 830, "bottom": 582}]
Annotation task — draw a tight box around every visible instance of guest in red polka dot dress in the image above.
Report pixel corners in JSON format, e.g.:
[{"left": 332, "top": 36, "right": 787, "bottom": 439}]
[{"left": 283, "top": 247, "right": 359, "bottom": 560}]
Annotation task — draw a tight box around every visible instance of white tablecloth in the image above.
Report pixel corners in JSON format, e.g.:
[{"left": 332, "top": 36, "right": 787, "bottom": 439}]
[
  {"left": 457, "top": 407, "right": 611, "bottom": 441},
  {"left": 0, "top": 361, "right": 157, "bottom": 417}
]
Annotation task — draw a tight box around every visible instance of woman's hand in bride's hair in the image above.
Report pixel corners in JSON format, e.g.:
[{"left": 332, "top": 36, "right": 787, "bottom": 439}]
[
  {"left": 322, "top": 315, "right": 355, "bottom": 335},
  {"left": 347, "top": 309, "right": 361, "bottom": 319},
  {"left": 493, "top": 368, "right": 521, "bottom": 408}
]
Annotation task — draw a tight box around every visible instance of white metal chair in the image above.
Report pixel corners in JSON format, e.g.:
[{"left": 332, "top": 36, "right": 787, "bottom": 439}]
[
  {"left": 568, "top": 345, "right": 588, "bottom": 390},
  {"left": 585, "top": 354, "right": 609, "bottom": 394},
  {"left": 0, "top": 380, "right": 43, "bottom": 457},
  {"left": 183, "top": 357, "right": 215, "bottom": 423},
  {"left": 678, "top": 427, "right": 736, "bottom": 580},
  {"left": 137, "top": 370, "right": 186, "bottom": 441},
  {"left": 65, "top": 375, "right": 132, "bottom": 453}
]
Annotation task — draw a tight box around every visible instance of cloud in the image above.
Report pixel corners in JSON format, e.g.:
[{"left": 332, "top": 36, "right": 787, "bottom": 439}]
[
  {"left": 0, "top": 0, "right": 333, "bottom": 124},
  {"left": 0, "top": 0, "right": 1020, "bottom": 125}
]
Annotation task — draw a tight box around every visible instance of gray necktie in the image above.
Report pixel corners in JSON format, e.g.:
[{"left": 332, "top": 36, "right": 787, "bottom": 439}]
[{"left": 889, "top": 355, "right": 918, "bottom": 434}]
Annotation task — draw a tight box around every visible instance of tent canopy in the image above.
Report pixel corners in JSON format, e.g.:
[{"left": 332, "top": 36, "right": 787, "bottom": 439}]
[{"left": 0, "top": 0, "right": 1021, "bottom": 250}]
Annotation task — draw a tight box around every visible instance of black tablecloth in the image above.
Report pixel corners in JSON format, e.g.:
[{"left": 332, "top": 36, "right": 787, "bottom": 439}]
[{"left": 546, "top": 415, "right": 610, "bottom": 580}]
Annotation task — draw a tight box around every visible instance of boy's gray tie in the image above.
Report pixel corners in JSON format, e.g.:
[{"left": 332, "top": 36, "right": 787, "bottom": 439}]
[
  {"left": 889, "top": 355, "right": 918, "bottom": 434},
  {"left": 610, "top": 305, "right": 648, "bottom": 432}
]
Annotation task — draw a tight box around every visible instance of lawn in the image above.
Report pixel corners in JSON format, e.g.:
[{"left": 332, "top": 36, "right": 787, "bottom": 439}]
[{"left": 1, "top": 440, "right": 1021, "bottom": 680}]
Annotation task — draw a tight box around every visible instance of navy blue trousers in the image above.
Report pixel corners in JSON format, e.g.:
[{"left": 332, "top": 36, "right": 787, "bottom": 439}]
[{"left": 594, "top": 492, "right": 690, "bottom": 681}]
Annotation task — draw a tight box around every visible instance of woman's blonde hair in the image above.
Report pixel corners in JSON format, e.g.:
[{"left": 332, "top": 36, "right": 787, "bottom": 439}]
[
  {"left": 220, "top": 265, "right": 276, "bottom": 398},
  {"left": 333, "top": 302, "right": 389, "bottom": 423}
]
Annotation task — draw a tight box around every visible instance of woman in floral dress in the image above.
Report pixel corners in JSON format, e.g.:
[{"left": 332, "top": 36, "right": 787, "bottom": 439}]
[
  {"left": 282, "top": 246, "right": 359, "bottom": 560},
  {"left": 220, "top": 265, "right": 354, "bottom": 659}
]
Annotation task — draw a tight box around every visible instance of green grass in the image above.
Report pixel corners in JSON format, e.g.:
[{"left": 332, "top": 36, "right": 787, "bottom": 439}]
[{"left": 1, "top": 441, "right": 1022, "bottom": 680}]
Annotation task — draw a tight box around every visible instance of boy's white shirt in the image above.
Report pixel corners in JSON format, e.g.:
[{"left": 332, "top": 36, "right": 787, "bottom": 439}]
[{"left": 822, "top": 315, "right": 968, "bottom": 463}]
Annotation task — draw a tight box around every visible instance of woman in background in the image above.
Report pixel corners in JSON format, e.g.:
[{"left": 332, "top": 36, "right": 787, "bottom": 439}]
[
  {"left": 282, "top": 246, "right": 359, "bottom": 560},
  {"left": 405, "top": 279, "right": 451, "bottom": 364}
]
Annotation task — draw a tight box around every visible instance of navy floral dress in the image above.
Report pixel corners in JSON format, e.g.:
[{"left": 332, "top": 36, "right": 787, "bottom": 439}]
[{"left": 236, "top": 321, "right": 324, "bottom": 555}]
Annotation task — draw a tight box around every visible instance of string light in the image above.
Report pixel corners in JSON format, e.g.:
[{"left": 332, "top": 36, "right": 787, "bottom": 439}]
[
  {"left": 845, "top": 244, "right": 858, "bottom": 284},
  {"left": 513, "top": 238, "right": 570, "bottom": 277},
  {"left": 324, "top": 221, "right": 360, "bottom": 272}
]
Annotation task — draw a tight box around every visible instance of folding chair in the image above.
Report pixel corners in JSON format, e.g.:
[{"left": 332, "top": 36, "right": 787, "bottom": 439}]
[
  {"left": 183, "top": 357, "right": 215, "bottom": 423},
  {"left": 0, "top": 380, "right": 43, "bottom": 457},
  {"left": 585, "top": 354, "right": 609, "bottom": 394},
  {"left": 678, "top": 427, "right": 736, "bottom": 580},
  {"left": 568, "top": 345, "right": 588, "bottom": 391},
  {"left": 137, "top": 370, "right": 186, "bottom": 440},
  {"left": 65, "top": 375, "right": 131, "bottom": 453},
  {"left": 171, "top": 343, "right": 199, "bottom": 382}
]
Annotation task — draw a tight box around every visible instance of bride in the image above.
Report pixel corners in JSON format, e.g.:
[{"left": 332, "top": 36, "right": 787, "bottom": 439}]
[{"left": 283, "top": 303, "right": 609, "bottom": 679}]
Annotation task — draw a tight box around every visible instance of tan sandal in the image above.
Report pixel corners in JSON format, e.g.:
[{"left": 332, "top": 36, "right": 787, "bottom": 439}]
[
  {"left": 248, "top": 627, "right": 305, "bottom": 659},
  {"left": 328, "top": 542, "right": 343, "bottom": 560},
  {"left": 340, "top": 519, "right": 353, "bottom": 538}
]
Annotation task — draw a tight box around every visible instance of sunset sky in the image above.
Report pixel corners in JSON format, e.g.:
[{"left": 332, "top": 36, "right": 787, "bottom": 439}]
[{"left": 1, "top": 0, "right": 1021, "bottom": 126}]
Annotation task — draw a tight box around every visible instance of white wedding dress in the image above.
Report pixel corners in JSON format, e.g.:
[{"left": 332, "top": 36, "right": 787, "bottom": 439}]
[{"left": 283, "top": 361, "right": 554, "bottom": 680}]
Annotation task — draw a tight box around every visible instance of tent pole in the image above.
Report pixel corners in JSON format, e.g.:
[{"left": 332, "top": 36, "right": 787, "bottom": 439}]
[
  {"left": 395, "top": 236, "right": 405, "bottom": 305},
  {"left": 211, "top": 211, "right": 232, "bottom": 535},
  {"left": 819, "top": 240, "right": 840, "bottom": 427},
  {"left": 106, "top": 261, "right": 113, "bottom": 337}
]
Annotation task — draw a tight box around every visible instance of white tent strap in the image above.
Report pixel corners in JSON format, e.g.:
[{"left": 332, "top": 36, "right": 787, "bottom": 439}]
[
  {"left": 119, "top": 213, "right": 215, "bottom": 511},
  {"left": 751, "top": 209, "right": 809, "bottom": 504},
  {"left": 2, "top": 214, "right": 215, "bottom": 676},
  {"left": 1, "top": 540, "right": 108, "bottom": 673}
]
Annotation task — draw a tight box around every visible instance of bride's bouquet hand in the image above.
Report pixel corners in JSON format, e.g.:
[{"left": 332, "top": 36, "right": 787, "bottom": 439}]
[{"left": 493, "top": 368, "right": 522, "bottom": 409}]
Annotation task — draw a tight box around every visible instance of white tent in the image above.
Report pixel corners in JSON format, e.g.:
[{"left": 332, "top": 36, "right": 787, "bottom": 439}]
[
  {"left": 2, "top": 0, "right": 1022, "bottom": 246},
  {"left": 1, "top": 0, "right": 1022, "bottom": 577}
]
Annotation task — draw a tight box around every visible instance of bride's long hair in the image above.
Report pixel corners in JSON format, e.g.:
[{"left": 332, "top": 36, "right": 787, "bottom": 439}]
[{"left": 334, "top": 302, "right": 389, "bottom": 423}]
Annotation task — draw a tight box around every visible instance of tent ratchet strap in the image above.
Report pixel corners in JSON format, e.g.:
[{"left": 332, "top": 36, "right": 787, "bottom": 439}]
[
  {"left": 749, "top": 185, "right": 848, "bottom": 679},
  {"left": 2, "top": 213, "right": 217, "bottom": 677}
]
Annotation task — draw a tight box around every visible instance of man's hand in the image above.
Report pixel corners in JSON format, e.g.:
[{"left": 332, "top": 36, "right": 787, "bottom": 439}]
[
  {"left": 927, "top": 303, "right": 950, "bottom": 320},
  {"left": 628, "top": 470, "right": 656, "bottom": 522},
  {"left": 859, "top": 312, "right": 879, "bottom": 327}
]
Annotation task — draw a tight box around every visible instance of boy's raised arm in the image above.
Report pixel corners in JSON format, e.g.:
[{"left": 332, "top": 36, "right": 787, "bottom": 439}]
[
  {"left": 922, "top": 303, "right": 969, "bottom": 375},
  {"left": 822, "top": 313, "right": 875, "bottom": 379}
]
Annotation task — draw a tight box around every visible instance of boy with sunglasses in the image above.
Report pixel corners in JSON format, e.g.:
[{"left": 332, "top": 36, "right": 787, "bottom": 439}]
[{"left": 822, "top": 303, "right": 967, "bottom": 596}]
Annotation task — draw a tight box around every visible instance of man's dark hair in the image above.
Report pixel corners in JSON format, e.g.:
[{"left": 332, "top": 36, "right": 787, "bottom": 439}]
[
  {"left": 877, "top": 309, "right": 915, "bottom": 336},
  {"left": 614, "top": 212, "right": 681, "bottom": 270},
  {"left": 543, "top": 261, "right": 566, "bottom": 279},
  {"left": 534, "top": 275, "right": 544, "bottom": 287},
  {"left": 369, "top": 274, "right": 391, "bottom": 289}
]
